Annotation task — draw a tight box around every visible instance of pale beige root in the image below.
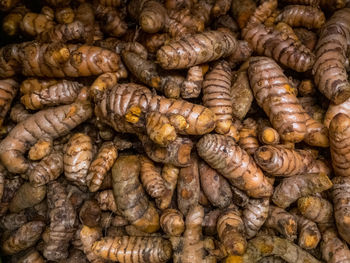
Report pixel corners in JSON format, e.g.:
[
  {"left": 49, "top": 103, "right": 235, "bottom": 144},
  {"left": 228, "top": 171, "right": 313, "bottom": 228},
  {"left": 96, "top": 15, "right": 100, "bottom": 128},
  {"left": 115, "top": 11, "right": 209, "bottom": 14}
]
[
  {"left": 332, "top": 176, "right": 350, "bottom": 245},
  {"left": 112, "top": 155, "right": 159, "bottom": 233},
  {"left": 139, "top": 134, "right": 193, "bottom": 167},
  {"left": 203, "top": 60, "right": 233, "bottom": 134},
  {"left": 243, "top": 198, "right": 269, "bottom": 239},
  {"left": 0, "top": 100, "right": 92, "bottom": 174},
  {"left": 181, "top": 65, "right": 207, "bottom": 99},
  {"left": 28, "top": 151, "right": 63, "bottom": 186},
  {"left": 0, "top": 79, "right": 18, "bottom": 127},
  {"left": 80, "top": 225, "right": 106, "bottom": 263},
  {"left": 272, "top": 173, "right": 333, "bottom": 208},
  {"left": 230, "top": 70, "right": 253, "bottom": 121},
  {"left": 145, "top": 112, "right": 177, "bottom": 146},
  {"left": 298, "top": 195, "right": 334, "bottom": 225},
  {"left": 9, "top": 183, "right": 46, "bottom": 213},
  {"left": 1, "top": 221, "right": 45, "bottom": 255},
  {"left": 28, "top": 139, "right": 53, "bottom": 161},
  {"left": 43, "top": 181, "right": 76, "bottom": 261},
  {"left": 95, "top": 83, "right": 215, "bottom": 136},
  {"left": 217, "top": 206, "right": 247, "bottom": 256},
  {"left": 92, "top": 236, "right": 172, "bottom": 262},
  {"left": 177, "top": 154, "right": 200, "bottom": 215},
  {"left": 160, "top": 209, "right": 185, "bottom": 237},
  {"left": 264, "top": 206, "right": 297, "bottom": 241},
  {"left": 227, "top": 236, "right": 321, "bottom": 263},
  {"left": 64, "top": 133, "right": 93, "bottom": 188},
  {"left": 254, "top": 145, "right": 315, "bottom": 176},
  {"left": 157, "top": 30, "right": 238, "bottom": 69},
  {"left": 199, "top": 161, "right": 232, "bottom": 208},
  {"left": 257, "top": 119, "right": 280, "bottom": 145},
  {"left": 95, "top": 190, "right": 118, "bottom": 213},
  {"left": 197, "top": 134, "right": 273, "bottom": 198},
  {"left": 20, "top": 79, "right": 83, "bottom": 110},
  {"left": 171, "top": 205, "right": 217, "bottom": 263},
  {"left": 321, "top": 228, "right": 350, "bottom": 263},
  {"left": 87, "top": 141, "right": 118, "bottom": 192},
  {"left": 313, "top": 8, "right": 350, "bottom": 105},
  {"left": 239, "top": 118, "right": 259, "bottom": 155},
  {"left": 248, "top": 57, "right": 307, "bottom": 142},
  {"left": 9, "top": 103, "right": 31, "bottom": 123},
  {"left": 140, "top": 155, "right": 167, "bottom": 199},
  {"left": 329, "top": 113, "right": 350, "bottom": 176},
  {"left": 157, "top": 164, "right": 179, "bottom": 210}
]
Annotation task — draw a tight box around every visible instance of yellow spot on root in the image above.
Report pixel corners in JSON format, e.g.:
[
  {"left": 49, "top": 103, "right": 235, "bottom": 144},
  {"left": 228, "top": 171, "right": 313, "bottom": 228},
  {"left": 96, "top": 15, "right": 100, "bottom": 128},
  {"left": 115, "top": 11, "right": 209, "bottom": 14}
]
[
  {"left": 304, "top": 235, "right": 317, "bottom": 248},
  {"left": 125, "top": 106, "right": 142, "bottom": 123},
  {"left": 284, "top": 84, "right": 294, "bottom": 94},
  {"left": 262, "top": 128, "right": 276, "bottom": 143},
  {"left": 65, "top": 105, "right": 77, "bottom": 119},
  {"left": 258, "top": 243, "right": 274, "bottom": 254},
  {"left": 225, "top": 255, "right": 243, "bottom": 263}
]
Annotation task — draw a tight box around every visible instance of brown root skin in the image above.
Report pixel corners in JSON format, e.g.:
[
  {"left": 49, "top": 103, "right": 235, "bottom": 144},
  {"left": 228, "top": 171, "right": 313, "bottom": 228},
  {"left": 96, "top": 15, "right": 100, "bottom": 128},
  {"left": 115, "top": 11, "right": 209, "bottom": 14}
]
[
  {"left": 2, "top": 5, "right": 29, "bottom": 36},
  {"left": 171, "top": 205, "right": 217, "bottom": 263},
  {"left": 80, "top": 226, "right": 104, "bottom": 263},
  {"left": 332, "top": 176, "right": 350, "bottom": 245},
  {"left": 28, "top": 139, "right": 53, "bottom": 161},
  {"left": 248, "top": 57, "right": 307, "bottom": 142},
  {"left": 203, "top": 60, "right": 232, "bottom": 134},
  {"left": 92, "top": 236, "right": 172, "bottom": 262},
  {"left": 329, "top": 113, "right": 350, "bottom": 176},
  {"left": 157, "top": 163, "right": 179, "bottom": 210},
  {"left": 29, "top": 150, "right": 63, "bottom": 187},
  {"left": 64, "top": 133, "right": 93, "bottom": 188},
  {"left": 95, "top": 83, "right": 215, "bottom": 136},
  {"left": 243, "top": 198, "right": 269, "bottom": 239},
  {"left": 9, "top": 183, "right": 46, "bottom": 213},
  {"left": 44, "top": 181, "right": 76, "bottom": 261},
  {"left": 0, "top": 79, "right": 18, "bottom": 128},
  {"left": 265, "top": 206, "right": 297, "bottom": 241},
  {"left": 87, "top": 141, "right": 118, "bottom": 192},
  {"left": 217, "top": 206, "right": 247, "bottom": 256},
  {"left": 231, "top": 236, "right": 321, "bottom": 263},
  {"left": 181, "top": 65, "right": 206, "bottom": 99},
  {"left": 272, "top": 173, "right": 333, "bottom": 209},
  {"left": 140, "top": 155, "right": 167, "bottom": 199},
  {"left": 160, "top": 209, "right": 185, "bottom": 236},
  {"left": 112, "top": 155, "right": 160, "bottom": 233},
  {"left": 276, "top": 5, "right": 325, "bottom": 29},
  {"left": 177, "top": 154, "right": 200, "bottom": 216},
  {"left": 298, "top": 196, "right": 334, "bottom": 224},
  {"left": 239, "top": 118, "right": 259, "bottom": 155},
  {"left": 290, "top": 209, "right": 321, "bottom": 250},
  {"left": 157, "top": 30, "right": 238, "bottom": 69},
  {"left": 321, "top": 228, "right": 350, "bottom": 263},
  {"left": 199, "top": 161, "right": 232, "bottom": 208},
  {"left": 146, "top": 112, "right": 177, "bottom": 147},
  {"left": 231, "top": 0, "right": 256, "bottom": 29},
  {"left": 95, "top": 190, "right": 119, "bottom": 213},
  {"left": 1, "top": 221, "right": 45, "bottom": 255},
  {"left": 55, "top": 7, "right": 75, "bottom": 24},
  {"left": 254, "top": 145, "right": 315, "bottom": 176},
  {"left": 197, "top": 134, "right": 273, "bottom": 198},
  {"left": 313, "top": 8, "right": 350, "bottom": 105},
  {"left": 20, "top": 12, "right": 56, "bottom": 36},
  {"left": 79, "top": 200, "right": 102, "bottom": 227}
]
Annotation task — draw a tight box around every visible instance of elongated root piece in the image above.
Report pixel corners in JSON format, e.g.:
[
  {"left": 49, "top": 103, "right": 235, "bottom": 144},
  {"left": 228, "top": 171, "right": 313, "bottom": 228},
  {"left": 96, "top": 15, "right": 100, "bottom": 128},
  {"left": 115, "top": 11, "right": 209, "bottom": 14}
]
[
  {"left": 239, "top": 118, "right": 259, "bottom": 155},
  {"left": 313, "top": 8, "right": 350, "bottom": 104},
  {"left": 157, "top": 30, "right": 238, "bottom": 69},
  {"left": 248, "top": 57, "right": 307, "bottom": 142},
  {"left": 329, "top": 113, "right": 350, "bottom": 176},
  {"left": 229, "top": 236, "right": 321, "bottom": 263},
  {"left": 112, "top": 155, "right": 159, "bottom": 233},
  {"left": 243, "top": 198, "right": 269, "bottom": 239},
  {"left": 254, "top": 145, "right": 315, "bottom": 176},
  {"left": 197, "top": 134, "right": 273, "bottom": 198},
  {"left": 92, "top": 236, "right": 172, "bottom": 263},
  {"left": 203, "top": 60, "right": 233, "bottom": 134},
  {"left": 272, "top": 173, "right": 333, "bottom": 208}
]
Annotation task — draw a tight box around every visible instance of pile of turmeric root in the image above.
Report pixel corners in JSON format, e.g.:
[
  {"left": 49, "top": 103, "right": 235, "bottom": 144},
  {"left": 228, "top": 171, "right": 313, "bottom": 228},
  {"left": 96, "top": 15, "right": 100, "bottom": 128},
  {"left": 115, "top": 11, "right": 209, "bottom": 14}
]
[{"left": 1, "top": 0, "right": 350, "bottom": 262}]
